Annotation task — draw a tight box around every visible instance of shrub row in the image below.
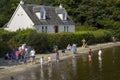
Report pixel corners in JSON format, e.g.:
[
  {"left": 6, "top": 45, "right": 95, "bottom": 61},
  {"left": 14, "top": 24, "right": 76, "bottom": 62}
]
[{"left": 0, "top": 29, "right": 112, "bottom": 57}]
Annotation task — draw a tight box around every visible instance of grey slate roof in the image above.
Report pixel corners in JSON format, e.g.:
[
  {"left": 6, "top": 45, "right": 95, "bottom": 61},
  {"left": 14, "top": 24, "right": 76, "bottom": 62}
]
[{"left": 21, "top": 4, "right": 75, "bottom": 25}]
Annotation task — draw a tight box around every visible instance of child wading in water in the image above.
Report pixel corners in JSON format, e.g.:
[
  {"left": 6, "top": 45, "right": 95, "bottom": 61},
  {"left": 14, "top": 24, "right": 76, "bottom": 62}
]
[
  {"left": 56, "top": 51, "right": 60, "bottom": 62},
  {"left": 88, "top": 49, "right": 93, "bottom": 62},
  {"left": 98, "top": 49, "right": 102, "bottom": 57},
  {"left": 48, "top": 56, "right": 52, "bottom": 66}
]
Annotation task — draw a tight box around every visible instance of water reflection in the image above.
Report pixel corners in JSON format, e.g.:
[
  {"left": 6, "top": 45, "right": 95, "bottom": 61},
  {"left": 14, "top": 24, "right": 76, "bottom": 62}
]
[
  {"left": 98, "top": 56, "right": 102, "bottom": 71},
  {"left": 82, "top": 55, "right": 87, "bottom": 62},
  {"left": 112, "top": 48, "right": 116, "bottom": 64},
  {"left": 17, "top": 76, "right": 24, "bottom": 80},
  {"left": 31, "top": 71, "right": 36, "bottom": 80},
  {"left": 88, "top": 55, "right": 92, "bottom": 63},
  {"left": 72, "top": 58, "right": 77, "bottom": 76},
  {"left": 88, "top": 55, "right": 92, "bottom": 70},
  {"left": 40, "top": 67, "right": 44, "bottom": 80},
  {"left": 3, "top": 46, "right": 120, "bottom": 80},
  {"left": 48, "top": 64, "right": 52, "bottom": 80}
]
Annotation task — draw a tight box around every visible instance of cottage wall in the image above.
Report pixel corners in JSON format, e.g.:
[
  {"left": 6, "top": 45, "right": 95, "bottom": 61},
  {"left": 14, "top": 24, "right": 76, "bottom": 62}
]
[
  {"left": 59, "top": 25, "right": 75, "bottom": 32},
  {"left": 34, "top": 25, "right": 54, "bottom": 33},
  {"left": 35, "top": 25, "right": 75, "bottom": 33},
  {"left": 5, "top": 4, "right": 34, "bottom": 31}
]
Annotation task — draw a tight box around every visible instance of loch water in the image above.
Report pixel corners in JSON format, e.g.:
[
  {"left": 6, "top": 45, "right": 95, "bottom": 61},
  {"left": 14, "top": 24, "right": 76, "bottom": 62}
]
[{"left": 4, "top": 46, "right": 120, "bottom": 80}]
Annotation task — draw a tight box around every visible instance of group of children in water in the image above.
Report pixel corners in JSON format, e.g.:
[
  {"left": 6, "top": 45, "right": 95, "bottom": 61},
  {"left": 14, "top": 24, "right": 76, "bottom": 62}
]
[
  {"left": 39, "top": 44, "right": 102, "bottom": 68},
  {"left": 39, "top": 43, "right": 77, "bottom": 68}
]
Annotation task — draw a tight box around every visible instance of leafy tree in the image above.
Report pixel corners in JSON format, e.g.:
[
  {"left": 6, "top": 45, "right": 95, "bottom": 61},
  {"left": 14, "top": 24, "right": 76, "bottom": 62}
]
[{"left": 0, "top": 0, "right": 120, "bottom": 31}]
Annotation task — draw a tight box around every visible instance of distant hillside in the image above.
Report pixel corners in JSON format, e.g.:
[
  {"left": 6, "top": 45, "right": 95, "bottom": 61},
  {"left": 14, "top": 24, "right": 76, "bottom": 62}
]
[{"left": 0, "top": 0, "right": 120, "bottom": 30}]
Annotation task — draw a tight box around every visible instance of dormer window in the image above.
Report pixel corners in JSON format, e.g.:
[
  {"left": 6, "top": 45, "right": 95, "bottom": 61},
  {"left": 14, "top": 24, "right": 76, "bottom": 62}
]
[
  {"left": 40, "top": 7, "right": 46, "bottom": 20},
  {"left": 56, "top": 5, "right": 67, "bottom": 21},
  {"left": 63, "top": 10, "right": 67, "bottom": 20},
  {"left": 35, "top": 6, "right": 46, "bottom": 20}
]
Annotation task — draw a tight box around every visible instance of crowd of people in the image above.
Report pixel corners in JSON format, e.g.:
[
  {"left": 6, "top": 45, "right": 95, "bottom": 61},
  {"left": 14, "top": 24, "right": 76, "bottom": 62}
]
[
  {"left": 4, "top": 42, "right": 84, "bottom": 66},
  {"left": 4, "top": 43, "right": 36, "bottom": 64},
  {"left": 3, "top": 38, "right": 103, "bottom": 69}
]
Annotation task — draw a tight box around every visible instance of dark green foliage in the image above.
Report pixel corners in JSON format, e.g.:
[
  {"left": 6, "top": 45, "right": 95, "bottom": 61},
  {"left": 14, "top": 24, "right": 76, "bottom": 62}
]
[
  {"left": 0, "top": 0, "right": 120, "bottom": 30},
  {"left": 11, "top": 29, "right": 36, "bottom": 43},
  {"left": 75, "top": 25, "right": 98, "bottom": 31},
  {"left": 0, "top": 41, "right": 10, "bottom": 57},
  {"left": 48, "top": 33, "right": 75, "bottom": 49},
  {"left": 91, "top": 30, "right": 112, "bottom": 43},
  {"left": 26, "top": 33, "right": 49, "bottom": 53},
  {"left": 8, "top": 29, "right": 37, "bottom": 49}
]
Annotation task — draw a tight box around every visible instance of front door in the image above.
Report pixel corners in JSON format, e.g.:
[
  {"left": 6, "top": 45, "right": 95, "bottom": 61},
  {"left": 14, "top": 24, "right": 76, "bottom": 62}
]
[{"left": 54, "top": 26, "right": 58, "bottom": 33}]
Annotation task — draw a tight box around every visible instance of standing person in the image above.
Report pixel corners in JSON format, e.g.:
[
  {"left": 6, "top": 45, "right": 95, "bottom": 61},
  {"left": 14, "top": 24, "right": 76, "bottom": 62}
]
[
  {"left": 15, "top": 49, "right": 19, "bottom": 63},
  {"left": 88, "top": 49, "right": 93, "bottom": 62},
  {"left": 23, "top": 48, "right": 28, "bottom": 64},
  {"left": 18, "top": 45, "right": 22, "bottom": 54},
  {"left": 30, "top": 49, "right": 36, "bottom": 64},
  {"left": 88, "top": 49, "right": 93, "bottom": 57},
  {"left": 20, "top": 48, "right": 25, "bottom": 61},
  {"left": 11, "top": 47, "right": 16, "bottom": 61},
  {"left": 98, "top": 49, "right": 102, "bottom": 57},
  {"left": 71, "top": 44, "right": 77, "bottom": 58},
  {"left": 82, "top": 39, "right": 86, "bottom": 48},
  {"left": 27, "top": 46, "right": 32, "bottom": 60},
  {"left": 48, "top": 56, "right": 52, "bottom": 66},
  {"left": 56, "top": 51, "right": 60, "bottom": 62}
]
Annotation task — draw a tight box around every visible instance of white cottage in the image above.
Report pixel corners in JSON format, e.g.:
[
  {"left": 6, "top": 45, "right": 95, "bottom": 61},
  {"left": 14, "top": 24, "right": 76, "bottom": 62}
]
[{"left": 4, "top": 1, "right": 75, "bottom": 33}]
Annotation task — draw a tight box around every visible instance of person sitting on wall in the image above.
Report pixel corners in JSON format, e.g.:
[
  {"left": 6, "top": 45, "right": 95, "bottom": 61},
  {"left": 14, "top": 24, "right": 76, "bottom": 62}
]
[
  {"left": 82, "top": 39, "right": 88, "bottom": 48},
  {"left": 66, "top": 44, "right": 71, "bottom": 51}
]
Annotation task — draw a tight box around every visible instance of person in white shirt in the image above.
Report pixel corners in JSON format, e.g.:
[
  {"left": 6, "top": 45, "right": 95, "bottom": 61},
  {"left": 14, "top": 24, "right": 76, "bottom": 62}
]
[
  {"left": 98, "top": 49, "right": 102, "bottom": 62},
  {"left": 30, "top": 49, "right": 35, "bottom": 64},
  {"left": 48, "top": 56, "right": 52, "bottom": 66},
  {"left": 98, "top": 49, "right": 102, "bottom": 57},
  {"left": 48, "top": 56, "right": 51, "bottom": 63}
]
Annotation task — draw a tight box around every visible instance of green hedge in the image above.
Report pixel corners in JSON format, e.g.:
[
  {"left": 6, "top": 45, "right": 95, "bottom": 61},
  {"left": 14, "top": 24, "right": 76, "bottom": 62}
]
[
  {"left": 26, "top": 32, "right": 49, "bottom": 53},
  {"left": 0, "top": 29, "right": 112, "bottom": 56},
  {"left": 0, "top": 41, "right": 10, "bottom": 57},
  {"left": 90, "top": 30, "right": 112, "bottom": 43}
]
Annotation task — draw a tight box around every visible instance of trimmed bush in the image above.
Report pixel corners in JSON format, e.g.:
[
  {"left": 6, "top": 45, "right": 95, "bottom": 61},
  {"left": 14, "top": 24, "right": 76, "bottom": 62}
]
[
  {"left": 26, "top": 33, "right": 49, "bottom": 53},
  {"left": 91, "top": 30, "right": 112, "bottom": 43},
  {"left": 12, "top": 29, "right": 37, "bottom": 44},
  {"left": 0, "top": 41, "right": 10, "bottom": 57}
]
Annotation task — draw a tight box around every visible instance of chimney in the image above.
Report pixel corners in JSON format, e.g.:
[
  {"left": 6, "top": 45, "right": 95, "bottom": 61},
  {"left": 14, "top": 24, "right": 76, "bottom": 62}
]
[
  {"left": 59, "top": 4, "right": 63, "bottom": 8},
  {"left": 20, "top": 0, "right": 24, "bottom": 5}
]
